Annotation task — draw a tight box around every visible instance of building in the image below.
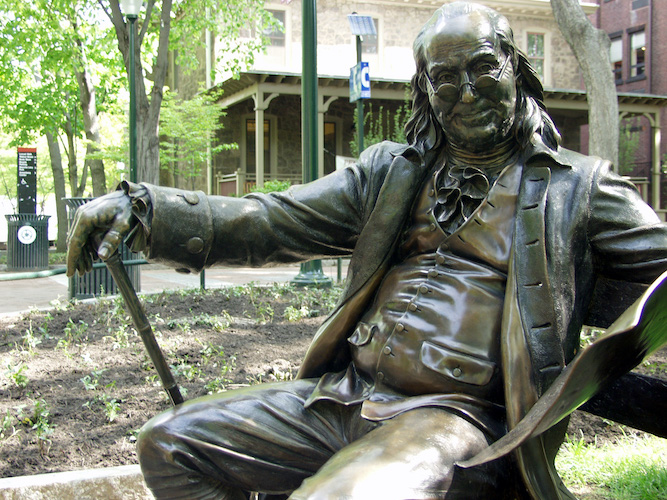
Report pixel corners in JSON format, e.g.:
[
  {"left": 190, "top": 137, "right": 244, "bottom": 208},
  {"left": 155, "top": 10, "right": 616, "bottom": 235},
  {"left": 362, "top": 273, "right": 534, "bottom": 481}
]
[
  {"left": 167, "top": 0, "right": 667, "bottom": 218},
  {"left": 589, "top": 0, "right": 667, "bottom": 214}
]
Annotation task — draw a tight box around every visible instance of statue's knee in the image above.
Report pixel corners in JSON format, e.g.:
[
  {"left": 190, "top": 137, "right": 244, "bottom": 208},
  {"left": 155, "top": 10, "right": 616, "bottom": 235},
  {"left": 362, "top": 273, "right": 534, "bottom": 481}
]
[{"left": 136, "top": 410, "right": 179, "bottom": 464}]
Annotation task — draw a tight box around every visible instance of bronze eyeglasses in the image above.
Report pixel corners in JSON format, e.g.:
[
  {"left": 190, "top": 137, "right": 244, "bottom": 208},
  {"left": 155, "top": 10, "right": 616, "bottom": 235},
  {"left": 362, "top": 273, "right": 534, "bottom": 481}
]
[{"left": 426, "top": 55, "right": 511, "bottom": 101}]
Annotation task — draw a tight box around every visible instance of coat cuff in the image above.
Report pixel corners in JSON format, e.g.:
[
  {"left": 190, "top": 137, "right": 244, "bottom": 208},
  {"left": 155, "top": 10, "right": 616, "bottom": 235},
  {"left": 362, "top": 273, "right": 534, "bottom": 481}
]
[{"left": 141, "top": 183, "right": 213, "bottom": 273}]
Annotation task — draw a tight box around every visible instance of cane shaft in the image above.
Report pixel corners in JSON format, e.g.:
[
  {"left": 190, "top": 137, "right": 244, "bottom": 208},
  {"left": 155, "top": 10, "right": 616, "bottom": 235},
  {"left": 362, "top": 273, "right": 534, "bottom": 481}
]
[{"left": 106, "top": 252, "right": 184, "bottom": 406}]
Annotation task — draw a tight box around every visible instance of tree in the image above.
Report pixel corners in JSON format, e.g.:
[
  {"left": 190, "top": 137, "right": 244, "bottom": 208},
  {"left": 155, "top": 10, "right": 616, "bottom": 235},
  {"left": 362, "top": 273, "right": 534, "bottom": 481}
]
[
  {"left": 0, "top": 0, "right": 122, "bottom": 249},
  {"left": 100, "top": 0, "right": 277, "bottom": 185},
  {"left": 551, "top": 0, "right": 619, "bottom": 166},
  {"left": 159, "top": 88, "right": 235, "bottom": 190}
]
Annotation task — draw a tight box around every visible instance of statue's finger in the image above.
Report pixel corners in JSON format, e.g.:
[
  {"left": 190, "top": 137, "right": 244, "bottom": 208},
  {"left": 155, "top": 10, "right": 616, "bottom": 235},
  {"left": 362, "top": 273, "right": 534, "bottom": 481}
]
[{"left": 98, "top": 228, "right": 125, "bottom": 261}]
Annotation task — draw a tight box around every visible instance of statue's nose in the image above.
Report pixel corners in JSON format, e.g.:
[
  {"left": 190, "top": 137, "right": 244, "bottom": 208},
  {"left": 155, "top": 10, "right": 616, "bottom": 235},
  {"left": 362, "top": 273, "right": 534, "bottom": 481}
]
[{"left": 459, "top": 72, "right": 475, "bottom": 104}]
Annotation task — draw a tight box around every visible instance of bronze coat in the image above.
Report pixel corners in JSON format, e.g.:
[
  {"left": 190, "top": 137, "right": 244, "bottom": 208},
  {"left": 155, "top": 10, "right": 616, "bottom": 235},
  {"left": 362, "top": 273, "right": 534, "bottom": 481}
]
[{"left": 143, "top": 141, "right": 667, "bottom": 499}]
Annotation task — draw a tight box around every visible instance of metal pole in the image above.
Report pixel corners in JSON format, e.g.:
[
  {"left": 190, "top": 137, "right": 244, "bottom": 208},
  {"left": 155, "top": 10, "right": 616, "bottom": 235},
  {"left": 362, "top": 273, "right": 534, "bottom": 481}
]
[
  {"left": 356, "top": 35, "right": 364, "bottom": 153},
  {"left": 128, "top": 15, "right": 138, "bottom": 184},
  {"left": 292, "top": 0, "right": 332, "bottom": 287}
]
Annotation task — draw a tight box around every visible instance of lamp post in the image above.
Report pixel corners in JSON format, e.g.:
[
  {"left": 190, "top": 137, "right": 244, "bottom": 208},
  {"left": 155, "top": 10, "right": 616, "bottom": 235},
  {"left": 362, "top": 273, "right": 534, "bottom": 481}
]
[
  {"left": 291, "top": 0, "right": 332, "bottom": 288},
  {"left": 121, "top": 0, "right": 141, "bottom": 184}
]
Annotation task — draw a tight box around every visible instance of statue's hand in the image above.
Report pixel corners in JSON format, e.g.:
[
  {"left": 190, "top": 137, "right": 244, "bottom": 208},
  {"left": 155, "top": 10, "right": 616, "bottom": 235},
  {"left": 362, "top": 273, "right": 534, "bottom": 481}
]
[{"left": 66, "top": 191, "right": 134, "bottom": 277}]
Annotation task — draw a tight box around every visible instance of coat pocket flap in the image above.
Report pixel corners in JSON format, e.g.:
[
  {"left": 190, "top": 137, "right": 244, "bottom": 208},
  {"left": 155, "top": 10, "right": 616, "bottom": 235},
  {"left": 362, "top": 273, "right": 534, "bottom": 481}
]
[
  {"left": 420, "top": 342, "right": 496, "bottom": 386},
  {"left": 347, "top": 322, "right": 376, "bottom": 347}
]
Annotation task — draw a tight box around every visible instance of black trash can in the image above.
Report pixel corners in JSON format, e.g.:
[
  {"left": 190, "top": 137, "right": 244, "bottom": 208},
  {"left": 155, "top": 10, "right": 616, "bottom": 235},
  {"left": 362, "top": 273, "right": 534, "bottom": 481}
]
[
  {"left": 64, "top": 198, "right": 141, "bottom": 300},
  {"left": 5, "top": 214, "right": 51, "bottom": 271}
]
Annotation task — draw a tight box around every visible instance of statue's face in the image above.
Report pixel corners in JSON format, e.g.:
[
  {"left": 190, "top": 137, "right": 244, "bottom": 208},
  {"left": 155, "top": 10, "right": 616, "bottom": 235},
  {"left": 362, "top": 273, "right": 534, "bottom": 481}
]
[{"left": 423, "top": 12, "right": 517, "bottom": 152}]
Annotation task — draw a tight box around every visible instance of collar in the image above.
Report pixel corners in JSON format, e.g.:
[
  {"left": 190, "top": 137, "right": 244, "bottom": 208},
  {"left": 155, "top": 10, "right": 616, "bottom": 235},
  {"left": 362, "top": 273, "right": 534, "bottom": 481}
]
[{"left": 522, "top": 134, "right": 574, "bottom": 170}]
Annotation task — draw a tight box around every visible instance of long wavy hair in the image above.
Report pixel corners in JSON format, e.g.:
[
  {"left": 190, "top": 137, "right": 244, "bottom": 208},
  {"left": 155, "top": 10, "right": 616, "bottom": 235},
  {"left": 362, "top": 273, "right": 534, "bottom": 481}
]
[{"left": 404, "top": 2, "right": 561, "bottom": 155}]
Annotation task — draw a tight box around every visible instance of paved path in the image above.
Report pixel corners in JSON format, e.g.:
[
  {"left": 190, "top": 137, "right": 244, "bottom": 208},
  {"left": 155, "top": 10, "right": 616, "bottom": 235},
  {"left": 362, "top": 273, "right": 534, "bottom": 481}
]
[{"left": 0, "top": 261, "right": 346, "bottom": 317}]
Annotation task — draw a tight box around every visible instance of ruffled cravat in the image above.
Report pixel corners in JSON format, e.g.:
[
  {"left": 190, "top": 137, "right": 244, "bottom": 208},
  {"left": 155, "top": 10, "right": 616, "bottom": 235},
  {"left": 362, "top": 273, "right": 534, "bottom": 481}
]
[{"left": 433, "top": 140, "right": 519, "bottom": 235}]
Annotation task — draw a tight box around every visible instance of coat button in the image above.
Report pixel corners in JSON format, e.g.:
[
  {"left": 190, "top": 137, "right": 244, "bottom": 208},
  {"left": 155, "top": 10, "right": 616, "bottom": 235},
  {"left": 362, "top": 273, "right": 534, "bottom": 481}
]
[
  {"left": 383, "top": 346, "right": 392, "bottom": 355},
  {"left": 428, "top": 269, "right": 438, "bottom": 278},
  {"left": 452, "top": 367, "right": 462, "bottom": 378},
  {"left": 395, "top": 323, "right": 405, "bottom": 332},
  {"left": 428, "top": 189, "right": 435, "bottom": 197},
  {"left": 186, "top": 237, "right": 205, "bottom": 254},
  {"left": 429, "top": 223, "right": 437, "bottom": 232},
  {"left": 419, "top": 285, "right": 430, "bottom": 294},
  {"left": 377, "top": 371, "right": 385, "bottom": 381},
  {"left": 408, "top": 302, "right": 418, "bottom": 312},
  {"left": 183, "top": 192, "right": 200, "bottom": 205},
  {"left": 436, "top": 254, "right": 445, "bottom": 265}
]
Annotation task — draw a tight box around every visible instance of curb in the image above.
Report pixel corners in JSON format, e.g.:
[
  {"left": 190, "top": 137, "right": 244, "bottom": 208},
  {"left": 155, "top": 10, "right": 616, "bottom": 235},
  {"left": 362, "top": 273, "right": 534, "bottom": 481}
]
[{"left": 0, "top": 465, "right": 152, "bottom": 499}]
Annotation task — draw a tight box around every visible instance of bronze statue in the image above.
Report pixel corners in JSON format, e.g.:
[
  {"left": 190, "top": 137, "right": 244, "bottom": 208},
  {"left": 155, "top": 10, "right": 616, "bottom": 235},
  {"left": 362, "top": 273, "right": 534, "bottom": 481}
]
[{"left": 66, "top": 3, "right": 667, "bottom": 499}]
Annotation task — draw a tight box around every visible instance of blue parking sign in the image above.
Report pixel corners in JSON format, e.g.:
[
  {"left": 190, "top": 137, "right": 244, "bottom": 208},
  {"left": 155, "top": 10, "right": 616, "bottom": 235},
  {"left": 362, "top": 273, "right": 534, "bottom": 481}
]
[{"left": 350, "top": 62, "right": 370, "bottom": 102}]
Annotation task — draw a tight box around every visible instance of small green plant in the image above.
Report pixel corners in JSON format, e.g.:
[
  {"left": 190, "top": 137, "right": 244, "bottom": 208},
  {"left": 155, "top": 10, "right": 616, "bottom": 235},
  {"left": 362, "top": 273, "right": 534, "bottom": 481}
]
[
  {"left": 58, "top": 318, "right": 89, "bottom": 353},
  {"left": 284, "top": 305, "right": 311, "bottom": 322},
  {"left": 5, "top": 362, "right": 29, "bottom": 391},
  {"left": 192, "top": 313, "right": 229, "bottom": 332},
  {"left": 0, "top": 410, "right": 18, "bottom": 440},
  {"left": 20, "top": 322, "right": 42, "bottom": 356},
  {"left": 104, "top": 325, "right": 131, "bottom": 350},
  {"left": 80, "top": 368, "right": 107, "bottom": 391},
  {"left": 104, "top": 399, "right": 121, "bottom": 423},
  {"left": 17, "top": 399, "right": 54, "bottom": 457},
  {"left": 38, "top": 312, "right": 53, "bottom": 339},
  {"left": 170, "top": 358, "right": 201, "bottom": 381},
  {"left": 255, "top": 302, "right": 274, "bottom": 324}
]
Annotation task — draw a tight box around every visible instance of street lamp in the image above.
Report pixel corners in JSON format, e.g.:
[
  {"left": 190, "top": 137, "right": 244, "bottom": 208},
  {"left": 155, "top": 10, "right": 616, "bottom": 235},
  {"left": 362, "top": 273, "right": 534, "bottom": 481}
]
[
  {"left": 291, "top": 0, "right": 332, "bottom": 288},
  {"left": 121, "top": 0, "right": 141, "bottom": 183}
]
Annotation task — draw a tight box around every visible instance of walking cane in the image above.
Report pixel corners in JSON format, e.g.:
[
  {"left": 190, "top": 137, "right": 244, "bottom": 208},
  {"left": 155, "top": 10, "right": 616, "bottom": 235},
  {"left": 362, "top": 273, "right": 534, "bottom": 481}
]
[{"left": 105, "top": 251, "right": 184, "bottom": 406}]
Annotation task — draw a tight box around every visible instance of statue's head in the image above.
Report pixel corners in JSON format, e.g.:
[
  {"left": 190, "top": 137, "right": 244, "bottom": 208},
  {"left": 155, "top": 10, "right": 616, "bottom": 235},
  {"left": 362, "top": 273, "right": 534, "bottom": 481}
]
[{"left": 405, "top": 2, "right": 560, "bottom": 154}]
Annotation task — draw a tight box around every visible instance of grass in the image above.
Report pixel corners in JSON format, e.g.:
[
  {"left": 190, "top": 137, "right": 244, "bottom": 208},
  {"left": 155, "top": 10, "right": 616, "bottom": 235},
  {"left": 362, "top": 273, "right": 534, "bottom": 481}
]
[{"left": 557, "top": 434, "right": 667, "bottom": 499}]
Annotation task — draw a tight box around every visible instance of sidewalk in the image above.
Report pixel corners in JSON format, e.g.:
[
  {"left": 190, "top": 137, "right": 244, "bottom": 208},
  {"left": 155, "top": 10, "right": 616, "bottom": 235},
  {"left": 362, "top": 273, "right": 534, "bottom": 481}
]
[{"left": 0, "top": 260, "right": 346, "bottom": 316}]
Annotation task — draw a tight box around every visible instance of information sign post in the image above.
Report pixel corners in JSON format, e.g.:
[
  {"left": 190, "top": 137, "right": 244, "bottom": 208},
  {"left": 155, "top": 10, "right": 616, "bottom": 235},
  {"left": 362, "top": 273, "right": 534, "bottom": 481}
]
[{"left": 17, "top": 147, "right": 37, "bottom": 214}]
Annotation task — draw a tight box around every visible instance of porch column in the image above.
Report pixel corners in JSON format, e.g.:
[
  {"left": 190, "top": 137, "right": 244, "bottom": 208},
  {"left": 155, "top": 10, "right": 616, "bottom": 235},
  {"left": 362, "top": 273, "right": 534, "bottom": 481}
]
[
  {"left": 253, "top": 91, "right": 279, "bottom": 189},
  {"left": 254, "top": 91, "right": 265, "bottom": 189},
  {"left": 650, "top": 110, "right": 663, "bottom": 218}
]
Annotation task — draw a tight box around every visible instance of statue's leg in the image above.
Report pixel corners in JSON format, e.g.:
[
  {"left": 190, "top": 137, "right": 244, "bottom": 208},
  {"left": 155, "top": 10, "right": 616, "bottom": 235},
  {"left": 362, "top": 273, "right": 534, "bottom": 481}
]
[
  {"left": 136, "top": 379, "right": 374, "bottom": 500},
  {"left": 289, "top": 407, "right": 511, "bottom": 500}
]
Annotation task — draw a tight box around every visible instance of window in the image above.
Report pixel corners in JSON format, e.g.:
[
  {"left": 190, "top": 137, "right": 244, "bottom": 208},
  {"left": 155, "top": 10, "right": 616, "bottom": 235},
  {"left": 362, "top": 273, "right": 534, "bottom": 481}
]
[
  {"left": 630, "top": 29, "right": 646, "bottom": 78},
  {"left": 362, "top": 18, "right": 379, "bottom": 55},
  {"left": 526, "top": 32, "right": 545, "bottom": 81},
  {"left": 610, "top": 37, "right": 623, "bottom": 82},
  {"left": 245, "top": 119, "right": 270, "bottom": 175},
  {"left": 264, "top": 10, "right": 285, "bottom": 47}
]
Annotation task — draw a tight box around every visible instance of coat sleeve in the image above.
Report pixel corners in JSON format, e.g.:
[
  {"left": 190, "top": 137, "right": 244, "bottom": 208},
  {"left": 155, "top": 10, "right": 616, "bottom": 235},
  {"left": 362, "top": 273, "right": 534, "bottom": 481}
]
[
  {"left": 140, "top": 143, "right": 399, "bottom": 272},
  {"left": 588, "top": 161, "right": 667, "bottom": 283}
]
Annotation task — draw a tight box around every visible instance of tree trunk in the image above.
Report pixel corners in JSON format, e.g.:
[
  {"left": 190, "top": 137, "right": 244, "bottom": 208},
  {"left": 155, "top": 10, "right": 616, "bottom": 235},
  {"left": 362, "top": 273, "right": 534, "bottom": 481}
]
[
  {"left": 108, "top": 0, "right": 173, "bottom": 185},
  {"left": 72, "top": 20, "right": 107, "bottom": 196},
  {"left": 46, "top": 131, "right": 69, "bottom": 252},
  {"left": 551, "top": 0, "right": 619, "bottom": 166},
  {"left": 63, "top": 114, "right": 87, "bottom": 197}
]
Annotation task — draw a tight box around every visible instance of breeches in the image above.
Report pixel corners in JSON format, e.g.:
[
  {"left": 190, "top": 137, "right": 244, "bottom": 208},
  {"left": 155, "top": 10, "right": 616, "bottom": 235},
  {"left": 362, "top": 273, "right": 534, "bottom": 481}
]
[{"left": 137, "top": 379, "right": 510, "bottom": 499}]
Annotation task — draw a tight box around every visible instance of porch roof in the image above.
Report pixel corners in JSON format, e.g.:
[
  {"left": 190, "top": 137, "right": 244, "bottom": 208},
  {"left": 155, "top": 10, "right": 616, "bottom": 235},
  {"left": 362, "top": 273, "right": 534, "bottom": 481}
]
[{"left": 214, "top": 70, "right": 667, "bottom": 112}]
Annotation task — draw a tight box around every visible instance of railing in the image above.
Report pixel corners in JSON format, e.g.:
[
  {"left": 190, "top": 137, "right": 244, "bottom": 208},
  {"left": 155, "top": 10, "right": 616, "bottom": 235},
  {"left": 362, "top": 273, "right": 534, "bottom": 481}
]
[{"left": 217, "top": 170, "right": 302, "bottom": 196}]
